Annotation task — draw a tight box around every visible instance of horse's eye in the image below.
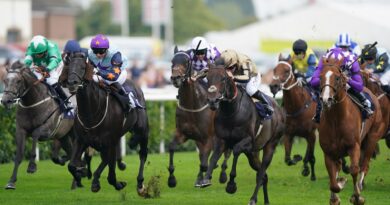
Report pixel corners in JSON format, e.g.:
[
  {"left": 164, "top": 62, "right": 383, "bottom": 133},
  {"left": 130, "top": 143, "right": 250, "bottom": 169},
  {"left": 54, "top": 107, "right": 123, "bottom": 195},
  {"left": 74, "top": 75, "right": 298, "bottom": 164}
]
[{"left": 335, "top": 76, "right": 340, "bottom": 82}]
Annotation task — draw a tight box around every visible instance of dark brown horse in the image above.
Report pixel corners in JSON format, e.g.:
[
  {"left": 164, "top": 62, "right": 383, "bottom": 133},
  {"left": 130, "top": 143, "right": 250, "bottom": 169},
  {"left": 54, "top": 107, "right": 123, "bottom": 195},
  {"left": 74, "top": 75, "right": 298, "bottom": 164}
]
[
  {"left": 318, "top": 57, "right": 385, "bottom": 205},
  {"left": 361, "top": 70, "right": 390, "bottom": 147},
  {"left": 63, "top": 52, "right": 149, "bottom": 194},
  {"left": 201, "top": 63, "right": 285, "bottom": 205},
  {"left": 1, "top": 61, "right": 74, "bottom": 189},
  {"left": 271, "top": 55, "right": 318, "bottom": 180},
  {"left": 168, "top": 47, "right": 230, "bottom": 187}
]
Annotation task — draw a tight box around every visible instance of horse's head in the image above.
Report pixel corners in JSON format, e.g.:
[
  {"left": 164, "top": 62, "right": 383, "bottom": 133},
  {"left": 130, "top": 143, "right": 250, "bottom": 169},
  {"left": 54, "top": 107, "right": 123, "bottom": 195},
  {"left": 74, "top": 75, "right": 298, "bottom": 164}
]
[
  {"left": 361, "top": 69, "right": 382, "bottom": 95},
  {"left": 271, "top": 53, "right": 294, "bottom": 94},
  {"left": 1, "top": 61, "right": 34, "bottom": 108},
  {"left": 170, "top": 46, "right": 191, "bottom": 88},
  {"left": 65, "top": 52, "right": 90, "bottom": 94},
  {"left": 206, "top": 63, "right": 236, "bottom": 110},
  {"left": 319, "top": 56, "right": 347, "bottom": 108}
]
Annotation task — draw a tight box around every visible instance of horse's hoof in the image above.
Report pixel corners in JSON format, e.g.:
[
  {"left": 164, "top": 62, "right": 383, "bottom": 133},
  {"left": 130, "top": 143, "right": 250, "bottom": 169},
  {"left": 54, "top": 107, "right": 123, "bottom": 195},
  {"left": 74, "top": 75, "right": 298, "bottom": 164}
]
[
  {"left": 91, "top": 183, "right": 101, "bottom": 192},
  {"left": 168, "top": 175, "right": 177, "bottom": 188},
  {"left": 301, "top": 167, "right": 310, "bottom": 177},
  {"left": 117, "top": 161, "right": 126, "bottom": 171},
  {"left": 219, "top": 172, "right": 228, "bottom": 184},
  {"left": 200, "top": 179, "right": 212, "bottom": 188},
  {"left": 330, "top": 197, "right": 340, "bottom": 205},
  {"left": 226, "top": 181, "right": 237, "bottom": 194},
  {"left": 350, "top": 195, "right": 365, "bottom": 205},
  {"left": 115, "top": 181, "right": 127, "bottom": 190},
  {"left": 310, "top": 175, "right": 316, "bottom": 181},
  {"left": 194, "top": 179, "right": 202, "bottom": 188},
  {"left": 248, "top": 200, "right": 257, "bottom": 205},
  {"left": 5, "top": 182, "right": 16, "bottom": 190},
  {"left": 285, "top": 159, "right": 295, "bottom": 166},
  {"left": 27, "top": 162, "right": 37, "bottom": 174},
  {"left": 71, "top": 180, "right": 83, "bottom": 190},
  {"left": 342, "top": 166, "right": 350, "bottom": 174},
  {"left": 137, "top": 184, "right": 147, "bottom": 197},
  {"left": 293, "top": 154, "right": 303, "bottom": 162}
]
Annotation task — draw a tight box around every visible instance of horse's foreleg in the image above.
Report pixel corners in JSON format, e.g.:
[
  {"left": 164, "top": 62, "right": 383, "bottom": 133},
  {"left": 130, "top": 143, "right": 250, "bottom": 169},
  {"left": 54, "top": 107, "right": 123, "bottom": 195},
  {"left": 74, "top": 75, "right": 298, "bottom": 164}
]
[
  {"left": 83, "top": 147, "right": 93, "bottom": 179},
  {"left": 68, "top": 137, "right": 87, "bottom": 190},
  {"left": 324, "top": 155, "right": 342, "bottom": 205},
  {"left": 219, "top": 148, "right": 231, "bottom": 184},
  {"left": 248, "top": 139, "right": 278, "bottom": 205},
  {"left": 106, "top": 147, "right": 126, "bottom": 191},
  {"left": 348, "top": 143, "right": 365, "bottom": 205},
  {"left": 359, "top": 132, "right": 382, "bottom": 191},
  {"left": 225, "top": 137, "right": 252, "bottom": 194},
  {"left": 56, "top": 136, "right": 73, "bottom": 165},
  {"left": 136, "top": 132, "right": 148, "bottom": 196},
  {"left": 5, "top": 128, "right": 27, "bottom": 190},
  {"left": 303, "top": 132, "right": 316, "bottom": 180},
  {"left": 168, "top": 131, "right": 184, "bottom": 188},
  {"left": 195, "top": 140, "right": 212, "bottom": 187},
  {"left": 200, "top": 138, "right": 225, "bottom": 188},
  {"left": 116, "top": 143, "right": 126, "bottom": 171},
  {"left": 51, "top": 139, "right": 63, "bottom": 165},
  {"left": 27, "top": 136, "right": 38, "bottom": 174},
  {"left": 91, "top": 153, "right": 108, "bottom": 192},
  {"left": 284, "top": 134, "right": 300, "bottom": 166}
]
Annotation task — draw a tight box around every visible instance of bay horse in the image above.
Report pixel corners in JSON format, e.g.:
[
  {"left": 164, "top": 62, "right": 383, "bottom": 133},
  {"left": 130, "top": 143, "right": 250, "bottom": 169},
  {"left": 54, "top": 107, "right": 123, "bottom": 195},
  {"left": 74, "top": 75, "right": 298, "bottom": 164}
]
[
  {"left": 201, "top": 63, "right": 285, "bottom": 205},
  {"left": 1, "top": 61, "right": 74, "bottom": 189},
  {"left": 64, "top": 52, "right": 149, "bottom": 194},
  {"left": 361, "top": 70, "right": 390, "bottom": 148},
  {"left": 271, "top": 55, "right": 318, "bottom": 180},
  {"left": 168, "top": 47, "right": 230, "bottom": 187},
  {"left": 318, "top": 57, "right": 385, "bottom": 205}
]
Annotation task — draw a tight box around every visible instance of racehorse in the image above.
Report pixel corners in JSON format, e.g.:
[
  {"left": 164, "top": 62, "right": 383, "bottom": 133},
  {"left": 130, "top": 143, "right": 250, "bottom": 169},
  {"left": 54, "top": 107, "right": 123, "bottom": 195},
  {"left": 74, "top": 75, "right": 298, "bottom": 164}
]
[
  {"left": 168, "top": 47, "right": 230, "bottom": 187},
  {"left": 1, "top": 61, "right": 74, "bottom": 189},
  {"left": 201, "top": 63, "right": 285, "bottom": 205},
  {"left": 318, "top": 57, "right": 385, "bottom": 205},
  {"left": 63, "top": 52, "right": 149, "bottom": 194},
  {"left": 271, "top": 55, "right": 318, "bottom": 180},
  {"left": 361, "top": 69, "right": 390, "bottom": 148}
]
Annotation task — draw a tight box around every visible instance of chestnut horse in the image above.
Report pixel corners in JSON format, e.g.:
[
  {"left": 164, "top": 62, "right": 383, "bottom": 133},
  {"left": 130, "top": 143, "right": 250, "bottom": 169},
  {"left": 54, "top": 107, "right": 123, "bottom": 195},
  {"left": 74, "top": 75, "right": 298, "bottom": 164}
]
[
  {"left": 201, "top": 64, "right": 285, "bottom": 205},
  {"left": 169, "top": 47, "right": 230, "bottom": 187},
  {"left": 361, "top": 70, "right": 390, "bottom": 148},
  {"left": 271, "top": 55, "right": 318, "bottom": 180},
  {"left": 318, "top": 57, "right": 385, "bottom": 205}
]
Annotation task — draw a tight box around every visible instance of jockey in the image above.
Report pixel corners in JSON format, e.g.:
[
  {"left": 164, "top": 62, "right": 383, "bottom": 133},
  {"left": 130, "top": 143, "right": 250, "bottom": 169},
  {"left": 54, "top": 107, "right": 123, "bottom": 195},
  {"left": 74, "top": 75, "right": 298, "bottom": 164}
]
[
  {"left": 189, "top": 36, "right": 220, "bottom": 79},
  {"left": 24, "top": 35, "right": 71, "bottom": 111},
  {"left": 333, "top": 32, "right": 361, "bottom": 56},
  {"left": 218, "top": 49, "right": 274, "bottom": 116},
  {"left": 288, "top": 39, "right": 318, "bottom": 82},
  {"left": 311, "top": 47, "right": 373, "bottom": 123},
  {"left": 87, "top": 34, "right": 138, "bottom": 109},
  {"left": 62, "top": 39, "right": 88, "bottom": 66},
  {"left": 361, "top": 44, "right": 390, "bottom": 94}
]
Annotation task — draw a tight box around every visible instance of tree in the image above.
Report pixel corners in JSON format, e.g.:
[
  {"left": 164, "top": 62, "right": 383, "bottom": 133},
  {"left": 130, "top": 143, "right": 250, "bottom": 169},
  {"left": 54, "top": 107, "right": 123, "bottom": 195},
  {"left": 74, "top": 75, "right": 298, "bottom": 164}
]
[{"left": 76, "top": 0, "right": 121, "bottom": 39}]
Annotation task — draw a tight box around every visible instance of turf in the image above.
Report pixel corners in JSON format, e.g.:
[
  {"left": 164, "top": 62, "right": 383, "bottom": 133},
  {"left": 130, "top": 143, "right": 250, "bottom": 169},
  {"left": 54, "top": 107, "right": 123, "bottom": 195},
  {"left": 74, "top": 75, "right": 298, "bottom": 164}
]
[{"left": 1, "top": 140, "right": 390, "bottom": 205}]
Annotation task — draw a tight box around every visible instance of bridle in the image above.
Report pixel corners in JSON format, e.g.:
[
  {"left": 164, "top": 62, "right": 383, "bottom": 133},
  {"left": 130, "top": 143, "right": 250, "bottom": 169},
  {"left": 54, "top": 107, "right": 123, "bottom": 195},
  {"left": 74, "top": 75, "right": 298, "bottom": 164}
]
[{"left": 273, "top": 61, "right": 300, "bottom": 90}]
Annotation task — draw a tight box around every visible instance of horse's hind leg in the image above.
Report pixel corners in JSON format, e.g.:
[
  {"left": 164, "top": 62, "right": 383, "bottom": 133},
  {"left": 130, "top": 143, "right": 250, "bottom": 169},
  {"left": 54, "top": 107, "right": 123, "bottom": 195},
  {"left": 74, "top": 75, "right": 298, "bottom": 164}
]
[
  {"left": 302, "top": 132, "right": 316, "bottom": 181},
  {"left": 91, "top": 153, "right": 108, "bottom": 192},
  {"left": 27, "top": 136, "right": 38, "bottom": 174},
  {"left": 5, "top": 128, "right": 27, "bottom": 190},
  {"left": 105, "top": 147, "right": 127, "bottom": 191},
  {"left": 56, "top": 136, "right": 73, "bottom": 166},
  {"left": 200, "top": 138, "right": 225, "bottom": 188},
  {"left": 68, "top": 138, "right": 87, "bottom": 189}
]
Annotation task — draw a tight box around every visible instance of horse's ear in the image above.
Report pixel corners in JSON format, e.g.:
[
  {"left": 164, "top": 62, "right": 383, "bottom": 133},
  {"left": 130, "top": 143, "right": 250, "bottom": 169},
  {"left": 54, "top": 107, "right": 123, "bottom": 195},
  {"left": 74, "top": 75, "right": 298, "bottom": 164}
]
[
  {"left": 278, "top": 53, "right": 283, "bottom": 61},
  {"left": 322, "top": 56, "right": 328, "bottom": 64},
  {"left": 174, "top": 46, "right": 178, "bottom": 54},
  {"left": 336, "top": 56, "right": 344, "bottom": 67}
]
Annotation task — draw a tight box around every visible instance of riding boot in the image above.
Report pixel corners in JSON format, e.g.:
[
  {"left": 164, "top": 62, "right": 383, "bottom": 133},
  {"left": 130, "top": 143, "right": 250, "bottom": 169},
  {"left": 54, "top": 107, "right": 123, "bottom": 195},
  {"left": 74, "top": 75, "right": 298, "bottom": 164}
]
[
  {"left": 312, "top": 92, "right": 322, "bottom": 123},
  {"left": 112, "top": 82, "right": 137, "bottom": 109},
  {"left": 111, "top": 82, "right": 127, "bottom": 96},
  {"left": 349, "top": 89, "right": 374, "bottom": 116},
  {"left": 252, "top": 90, "right": 274, "bottom": 115},
  {"left": 53, "top": 83, "right": 73, "bottom": 110},
  {"left": 381, "top": 84, "right": 390, "bottom": 95}
]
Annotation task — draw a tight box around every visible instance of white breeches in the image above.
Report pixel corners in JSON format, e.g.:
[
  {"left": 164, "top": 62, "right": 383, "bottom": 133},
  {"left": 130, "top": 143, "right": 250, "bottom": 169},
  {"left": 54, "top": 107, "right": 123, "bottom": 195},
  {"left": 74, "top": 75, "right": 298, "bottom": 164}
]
[
  {"left": 240, "top": 73, "right": 261, "bottom": 96},
  {"left": 32, "top": 62, "right": 63, "bottom": 85}
]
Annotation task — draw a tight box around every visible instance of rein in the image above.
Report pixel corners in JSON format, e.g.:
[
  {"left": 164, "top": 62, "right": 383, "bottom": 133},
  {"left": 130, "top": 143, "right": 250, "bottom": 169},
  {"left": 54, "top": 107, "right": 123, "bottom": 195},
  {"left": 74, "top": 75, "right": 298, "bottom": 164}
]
[
  {"left": 76, "top": 92, "right": 109, "bottom": 130},
  {"left": 273, "top": 61, "right": 300, "bottom": 90}
]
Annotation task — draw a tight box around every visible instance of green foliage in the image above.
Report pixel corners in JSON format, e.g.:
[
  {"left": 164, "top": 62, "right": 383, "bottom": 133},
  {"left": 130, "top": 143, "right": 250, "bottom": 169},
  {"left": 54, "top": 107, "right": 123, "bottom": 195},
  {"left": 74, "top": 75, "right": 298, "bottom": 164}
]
[
  {"left": 76, "top": 0, "right": 121, "bottom": 39},
  {"left": 207, "top": 0, "right": 258, "bottom": 29},
  {"left": 0, "top": 107, "right": 16, "bottom": 163},
  {"left": 128, "top": 0, "right": 151, "bottom": 36},
  {"left": 172, "top": 0, "right": 224, "bottom": 43}
]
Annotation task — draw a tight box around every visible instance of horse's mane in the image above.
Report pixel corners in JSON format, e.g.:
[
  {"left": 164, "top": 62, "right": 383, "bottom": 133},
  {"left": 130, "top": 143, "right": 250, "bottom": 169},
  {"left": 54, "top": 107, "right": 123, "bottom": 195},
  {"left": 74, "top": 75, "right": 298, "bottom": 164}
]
[{"left": 10, "top": 61, "right": 37, "bottom": 79}]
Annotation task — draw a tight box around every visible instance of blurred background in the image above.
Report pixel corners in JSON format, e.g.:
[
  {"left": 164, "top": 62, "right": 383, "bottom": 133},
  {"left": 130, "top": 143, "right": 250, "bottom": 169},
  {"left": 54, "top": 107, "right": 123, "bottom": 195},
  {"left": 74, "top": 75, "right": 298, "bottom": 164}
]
[{"left": 1, "top": 0, "right": 390, "bottom": 91}]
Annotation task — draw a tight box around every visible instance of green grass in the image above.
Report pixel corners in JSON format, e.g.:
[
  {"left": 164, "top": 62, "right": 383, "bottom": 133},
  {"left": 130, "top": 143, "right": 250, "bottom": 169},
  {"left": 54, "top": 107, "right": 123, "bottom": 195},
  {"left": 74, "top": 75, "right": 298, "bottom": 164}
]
[{"left": 1, "top": 140, "right": 390, "bottom": 205}]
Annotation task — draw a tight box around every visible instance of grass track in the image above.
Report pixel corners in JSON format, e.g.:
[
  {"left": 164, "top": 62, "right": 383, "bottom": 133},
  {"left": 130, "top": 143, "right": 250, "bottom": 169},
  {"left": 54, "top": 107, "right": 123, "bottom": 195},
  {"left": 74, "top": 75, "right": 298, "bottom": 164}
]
[{"left": 1, "top": 140, "right": 390, "bottom": 205}]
